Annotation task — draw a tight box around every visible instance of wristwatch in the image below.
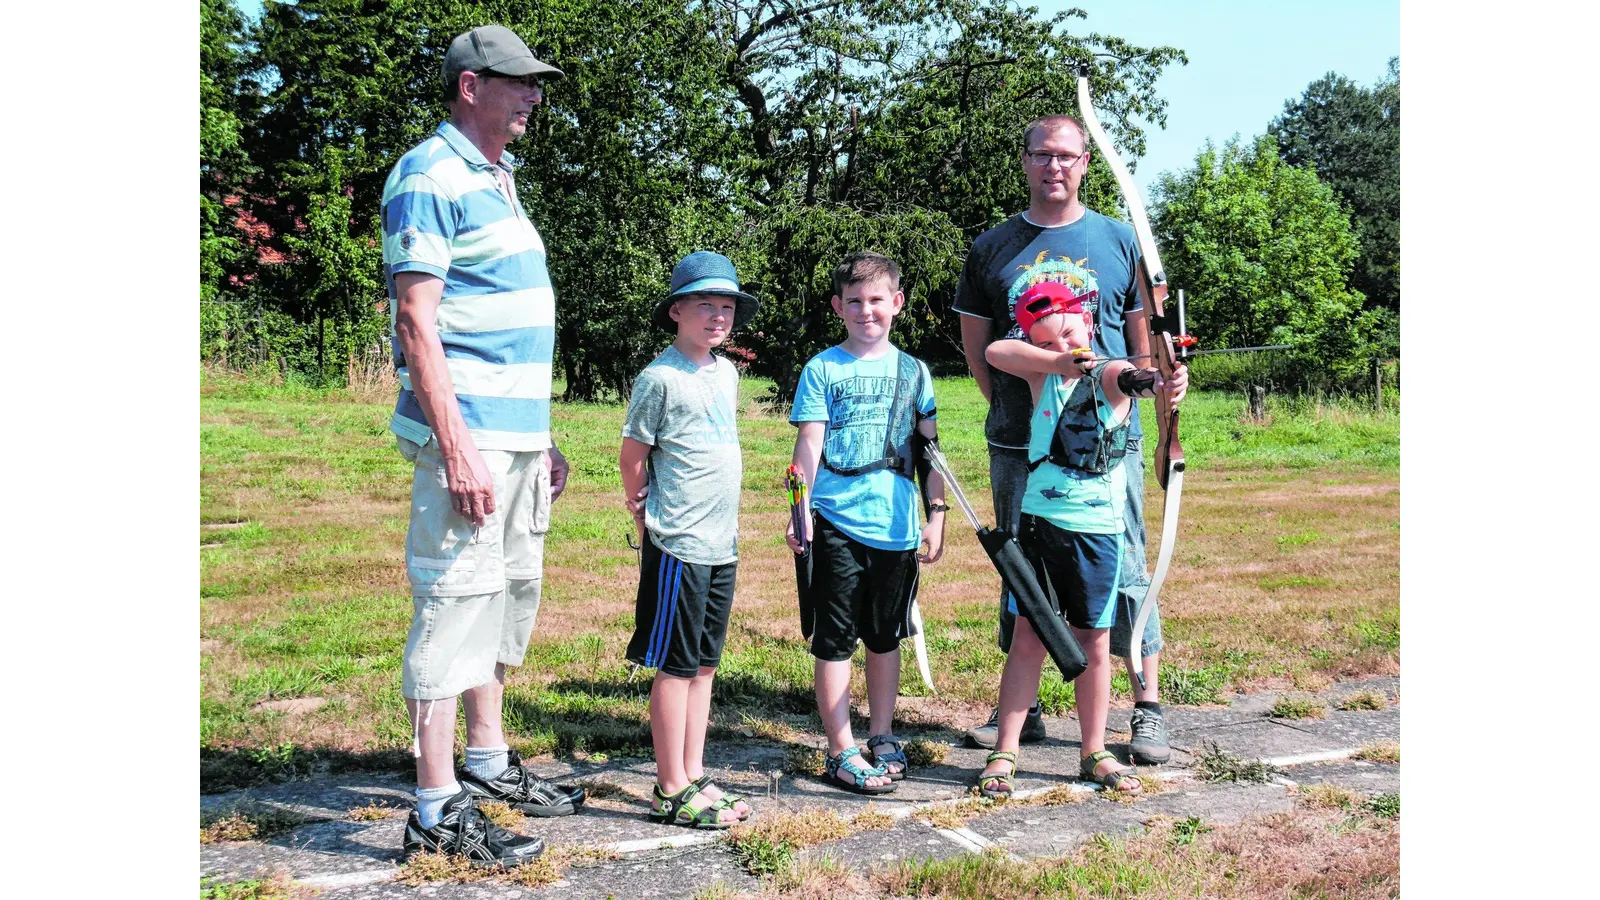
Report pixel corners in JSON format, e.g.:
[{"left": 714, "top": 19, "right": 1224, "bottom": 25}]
[{"left": 927, "top": 502, "right": 950, "bottom": 513}]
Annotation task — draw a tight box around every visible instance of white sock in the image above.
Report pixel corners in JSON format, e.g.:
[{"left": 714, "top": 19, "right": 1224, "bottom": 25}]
[
  {"left": 415, "top": 782, "right": 461, "bottom": 830},
  {"left": 465, "top": 744, "right": 510, "bottom": 780}
]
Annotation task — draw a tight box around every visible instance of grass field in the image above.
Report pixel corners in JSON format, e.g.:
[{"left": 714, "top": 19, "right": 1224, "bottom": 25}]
[{"left": 200, "top": 366, "right": 1398, "bottom": 788}]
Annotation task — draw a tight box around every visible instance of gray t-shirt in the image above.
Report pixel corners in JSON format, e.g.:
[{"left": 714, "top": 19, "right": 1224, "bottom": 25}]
[{"left": 621, "top": 345, "right": 742, "bottom": 565}]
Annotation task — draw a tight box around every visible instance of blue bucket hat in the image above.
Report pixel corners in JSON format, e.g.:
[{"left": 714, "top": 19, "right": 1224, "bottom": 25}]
[{"left": 654, "top": 251, "right": 760, "bottom": 332}]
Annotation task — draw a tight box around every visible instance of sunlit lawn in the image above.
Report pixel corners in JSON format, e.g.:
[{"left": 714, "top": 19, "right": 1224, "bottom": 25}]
[{"left": 200, "top": 366, "right": 1398, "bottom": 776}]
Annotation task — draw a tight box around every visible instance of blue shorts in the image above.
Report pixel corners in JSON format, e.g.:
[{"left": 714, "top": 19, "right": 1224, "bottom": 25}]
[{"left": 1008, "top": 515, "right": 1122, "bottom": 630}]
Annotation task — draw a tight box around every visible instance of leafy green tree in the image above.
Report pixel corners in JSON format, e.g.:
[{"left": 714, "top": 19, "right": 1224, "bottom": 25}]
[
  {"left": 201, "top": 0, "right": 260, "bottom": 359},
  {"left": 213, "top": 0, "right": 1185, "bottom": 398},
  {"left": 1152, "top": 135, "right": 1380, "bottom": 388},
  {"left": 1269, "top": 58, "right": 1399, "bottom": 319}
]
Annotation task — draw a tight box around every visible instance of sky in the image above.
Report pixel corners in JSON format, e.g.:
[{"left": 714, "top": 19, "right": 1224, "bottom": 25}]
[
  {"left": 1053, "top": 0, "right": 1398, "bottom": 190},
  {"left": 234, "top": 0, "right": 1398, "bottom": 191}
]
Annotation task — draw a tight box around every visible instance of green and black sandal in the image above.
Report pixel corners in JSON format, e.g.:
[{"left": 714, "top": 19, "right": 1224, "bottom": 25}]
[
  {"left": 977, "top": 750, "right": 1018, "bottom": 800},
  {"left": 691, "top": 775, "right": 752, "bottom": 821},
  {"left": 1079, "top": 750, "right": 1142, "bottom": 795},
  {"left": 647, "top": 781, "right": 739, "bottom": 829}
]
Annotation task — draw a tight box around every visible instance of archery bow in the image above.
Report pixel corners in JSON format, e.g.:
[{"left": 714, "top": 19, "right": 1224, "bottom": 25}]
[{"left": 1077, "top": 63, "right": 1184, "bottom": 691}]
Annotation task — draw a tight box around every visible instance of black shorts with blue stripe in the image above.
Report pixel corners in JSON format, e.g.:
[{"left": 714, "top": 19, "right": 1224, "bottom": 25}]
[{"left": 626, "top": 537, "right": 737, "bottom": 679}]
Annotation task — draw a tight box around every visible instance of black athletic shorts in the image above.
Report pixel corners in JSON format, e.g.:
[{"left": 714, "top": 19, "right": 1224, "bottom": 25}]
[
  {"left": 809, "top": 513, "right": 919, "bottom": 662},
  {"left": 626, "top": 537, "right": 737, "bottom": 679}
]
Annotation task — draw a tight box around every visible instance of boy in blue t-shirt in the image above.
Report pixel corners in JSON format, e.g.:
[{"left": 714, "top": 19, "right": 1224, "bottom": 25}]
[
  {"left": 786, "top": 251, "right": 947, "bottom": 795},
  {"left": 975, "top": 280, "right": 1187, "bottom": 798}
]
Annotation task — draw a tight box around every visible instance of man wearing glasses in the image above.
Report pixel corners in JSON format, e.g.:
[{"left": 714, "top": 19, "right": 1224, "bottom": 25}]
[
  {"left": 381, "top": 24, "right": 584, "bottom": 867},
  {"left": 953, "top": 115, "right": 1172, "bottom": 768}
]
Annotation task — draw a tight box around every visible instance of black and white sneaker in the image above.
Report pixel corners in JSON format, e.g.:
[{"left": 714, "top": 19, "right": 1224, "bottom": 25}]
[
  {"left": 1129, "top": 706, "right": 1172, "bottom": 765},
  {"left": 403, "top": 788, "right": 545, "bottom": 867},
  {"left": 459, "top": 749, "right": 586, "bottom": 817}
]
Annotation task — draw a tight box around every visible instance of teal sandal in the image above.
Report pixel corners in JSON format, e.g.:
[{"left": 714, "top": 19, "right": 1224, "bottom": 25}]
[
  {"left": 977, "top": 750, "right": 1018, "bottom": 800},
  {"left": 824, "top": 746, "right": 897, "bottom": 795},
  {"left": 866, "top": 734, "right": 910, "bottom": 781},
  {"left": 647, "top": 781, "right": 740, "bottom": 829},
  {"left": 692, "top": 775, "right": 752, "bottom": 821},
  {"left": 1080, "top": 750, "right": 1142, "bottom": 795}
]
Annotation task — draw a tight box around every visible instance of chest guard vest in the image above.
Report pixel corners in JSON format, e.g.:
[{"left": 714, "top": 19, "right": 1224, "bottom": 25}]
[
  {"left": 1028, "top": 372, "right": 1130, "bottom": 476},
  {"left": 821, "top": 351, "right": 932, "bottom": 480}
]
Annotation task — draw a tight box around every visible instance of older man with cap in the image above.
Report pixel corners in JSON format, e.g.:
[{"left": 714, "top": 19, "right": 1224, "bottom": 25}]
[{"left": 381, "top": 24, "right": 583, "bottom": 866}]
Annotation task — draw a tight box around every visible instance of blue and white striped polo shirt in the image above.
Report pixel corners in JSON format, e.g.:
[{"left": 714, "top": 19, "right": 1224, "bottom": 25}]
[{"left": 381, "top": 122, "right": 556, "bottom": 450}]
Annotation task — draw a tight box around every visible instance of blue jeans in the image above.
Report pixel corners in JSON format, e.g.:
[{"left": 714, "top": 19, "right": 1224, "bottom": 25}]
[{"left": 991, "top": 442, "right": 1163, "bottom": 658}]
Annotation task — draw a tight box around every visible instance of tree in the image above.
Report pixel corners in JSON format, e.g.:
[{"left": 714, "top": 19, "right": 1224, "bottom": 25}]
[
  {"left": 201, "top": 0, "right": 259, "bottom": 360},
  {"left": 1152, "top": 135, "right": 1381, "bottom": 388},
  {"left": 1269, "top": 59, "right": 1399, "bottom": 320},
  {"left": 211, "top": 0, "right": 1186, "bottom": 398}
]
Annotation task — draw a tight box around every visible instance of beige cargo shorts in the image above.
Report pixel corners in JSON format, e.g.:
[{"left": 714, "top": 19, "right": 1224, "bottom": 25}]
[{"left": 397, "top": 436, "right": 551, "bottom": 701}]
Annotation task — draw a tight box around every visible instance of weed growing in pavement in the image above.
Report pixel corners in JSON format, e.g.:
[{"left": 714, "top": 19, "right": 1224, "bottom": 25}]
[
  {"left": 782, "top": 743, "right": 825, "bottom": 777},
  {"left": 547, "top": 843, "right": 623, "bottom": 867},
  {"left": 347, "top": 800, "right": 398, "bottom": 821},
  {"left": 851, "top": 804, "right": 896, "bottom": 830},
  {"left": 692, "top": 882, "right": 736, "bottom": 900},
  {"left": 1019, "top": 784, "right": 1086, "bottom": 807},
  {"left": 1298, "top": 783, "right": 1359, "bottom": 810},
  {"left": 199, "top": 876, "right": 300, "bottom": 900},
  {"left": 915, "top": 796, "right": 990, "bottom": 829},
  {"left": 1353, "top": 741, "right": 1399, "bottom": 763},
  {"left": 903, "top": 738, "right": 948, "bottom": 768},
  {"left": 1170, "top": 816, "right": 1213, "bottom": 846},
  {"left": 1336, "top": 689, "right": 1388, "bottom": 710},
  {"left": 1270, "top": 694, "right": 1327, "bottom": 719},
  {"left": 1366, "top": 792, "right": 1400, "bottom": 818},
  {"left": 572, "top": 778, "right": 629, "bottom": 800},
  {"left": 1194, "top": 741, "right": 1282, "bottom": 784},
  {"left": 200, "top": 804, "right": 309, "bottom": 844}
]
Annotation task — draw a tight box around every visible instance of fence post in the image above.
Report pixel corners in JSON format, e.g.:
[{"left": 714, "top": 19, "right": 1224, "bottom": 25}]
[
  {"left": 1248, "top": 385, "right": 1267, "bottom": 422},
  {"left": 1374, "top": 357, "right": 1382, "bottom": 411}
]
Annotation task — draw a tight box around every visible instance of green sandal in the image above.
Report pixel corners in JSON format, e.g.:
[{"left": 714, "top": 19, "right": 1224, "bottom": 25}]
[
  {"left": 824, "top": 746, "right": 897, "bottom": 795},
  {"left": 1080, "top": 750, "right": 1142, "bottom": 795},
  {"left": 977, "top": 750, "right": 1018, "bottom": 800},
  {"left": 647, "top": 781, "right": 739, "bottom": 829},
  {"left": 692, "top": 775, "right": 752, "bottom": 821}
]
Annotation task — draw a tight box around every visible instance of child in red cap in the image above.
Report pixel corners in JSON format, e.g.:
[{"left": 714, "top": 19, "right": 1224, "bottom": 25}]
[{"left": 974, "top": 279, "right": 1187, "bottom": 798}]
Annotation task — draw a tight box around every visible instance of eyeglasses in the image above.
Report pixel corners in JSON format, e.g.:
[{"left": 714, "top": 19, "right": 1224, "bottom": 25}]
[
  {"left": 477, "top": 70, "right": 543, "bottom": 91},
  {"left": 1026, "top": 150, "right": 1086, "bottom": 168}
]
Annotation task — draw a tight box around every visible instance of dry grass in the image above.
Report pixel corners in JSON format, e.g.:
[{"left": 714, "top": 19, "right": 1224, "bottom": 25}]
[
  {"left": 201, "top": 376, "right": 1398, "bottom": 759},
  {"left": 767, "top": 855, "right": 878, "bottom": 898},
  {"left": 782, "top": 744, "right": 825, "bottom": 777},
  {"left": 347, "top": 800, "right": 400, "bottom": 821},
  {"left": 1194, "top": 741, "right": 1282, "bottom": 784},
  {"left": 1298, "top": 782, "right": 1360, "bottom": 810},
  {"left": 546, "top": 843, "right": 623, "bottom": 867},
  {"left": 396, "top": 850, "right": 562, "bottom": 888},
  {"left": 1270, "top": 693, "right": 1328, "bottom": 719},
  {"left": 200, "top": 873, "right": 307, "bottom": 900},
  {"left": 1354, "top": 741, "right": 1400, "bottom": 763},
  {"left": 903, "top": 738, "right": 949, "bottom": 767},
  {"left": 914, "top": 796, "right": 989, "bottom": 829},
  {"left": 729, "top": 806, "right": 851, "bottom": 848},
  {"left": 1336, "top": 689, "right": 1388, "bottom": 710},
  {"left": 866, "top": 805, "right": 1398, "bottom": 899},
  {"left": 1019, "top": 784, "right": 1087, "bottom": 807},
  {"left": 573, "top": 778, "right": 630, "bottom": 801},
  {"left": 850, "top": 804, "right": 896, "bottom": 830},
  {"left": 200, "top": 804, "right": 309, "bottom": 844}
]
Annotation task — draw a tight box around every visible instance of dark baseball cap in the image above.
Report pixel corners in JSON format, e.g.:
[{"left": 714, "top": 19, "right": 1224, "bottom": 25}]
[{"left": 442, "top": 24, "right": 564, "bottom": 89}]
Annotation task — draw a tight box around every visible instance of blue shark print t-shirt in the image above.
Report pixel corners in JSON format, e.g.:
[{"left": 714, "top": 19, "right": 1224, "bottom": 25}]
[
  {"left": 621, "top": 346, "right": 742, "bottom": 565},
  {"left": 790, "top": 345, "right": 937, "bottom": 551}
]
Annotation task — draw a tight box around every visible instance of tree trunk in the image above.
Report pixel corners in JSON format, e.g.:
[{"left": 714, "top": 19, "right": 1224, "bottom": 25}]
[{"left": 1247, "top": 385, "right": 1267, "bottom": 422}]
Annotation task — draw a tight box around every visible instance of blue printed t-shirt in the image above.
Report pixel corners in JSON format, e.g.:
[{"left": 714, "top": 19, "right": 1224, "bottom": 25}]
[
  {"left": 953, "top": 210, "right": 1144, "bottom": 448},
  {"left": 1020, "top": 372, "right": 1129, "bottom": 535},
  {"left": 380, "top": 122, "right": 556, "bottom": 450},
  {"left": 790, "top": 345, "right": 936, "bottom": 551}
]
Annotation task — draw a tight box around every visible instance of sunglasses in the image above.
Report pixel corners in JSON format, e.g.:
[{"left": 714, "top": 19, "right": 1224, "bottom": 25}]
[{"left": 477, "top": 70, "right": 543, "bottom": 91}]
